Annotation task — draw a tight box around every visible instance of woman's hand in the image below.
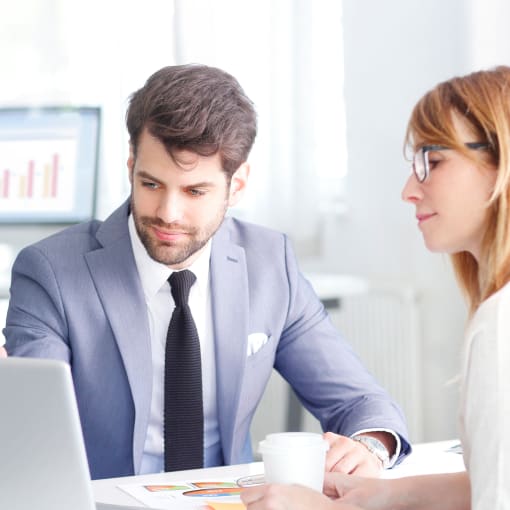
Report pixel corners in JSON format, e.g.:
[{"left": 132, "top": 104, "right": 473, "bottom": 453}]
[
  {"left": 324, "top": 471, "right": 401, "bottom": 510},
  {"left": 241, "top": 483, "right": 362, "bottom": 510}
]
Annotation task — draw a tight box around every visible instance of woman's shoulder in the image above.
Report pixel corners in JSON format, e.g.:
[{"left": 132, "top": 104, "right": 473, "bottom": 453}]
[
  {"left": 466, "top": 281, "right": 510, "bottom": 346},
  {"left": 477, "top": 280, "right": 510, "bottom": 317}
]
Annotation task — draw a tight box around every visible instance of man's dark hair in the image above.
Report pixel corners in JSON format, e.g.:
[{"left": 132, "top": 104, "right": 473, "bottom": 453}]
[{"left": 126, "top": 64, "right": 257, "bottom": 177}]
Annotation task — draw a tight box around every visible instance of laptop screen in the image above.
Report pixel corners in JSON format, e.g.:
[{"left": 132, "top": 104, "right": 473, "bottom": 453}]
[{"left": 0, "top": 357, "right": 96, "bottom": 510}]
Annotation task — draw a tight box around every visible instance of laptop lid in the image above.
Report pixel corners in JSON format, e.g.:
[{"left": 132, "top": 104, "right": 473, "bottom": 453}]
[{"left": 0, "top": 357, "right": 96, "bottom": 510}]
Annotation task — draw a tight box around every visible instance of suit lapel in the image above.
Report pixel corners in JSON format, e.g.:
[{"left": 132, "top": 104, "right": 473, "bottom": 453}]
[
  {"left": 85, "top": 202, "right": 152, "bottom": 474},
  {"left": 210, "top": 220, "right": 249, "bottom": 464}
]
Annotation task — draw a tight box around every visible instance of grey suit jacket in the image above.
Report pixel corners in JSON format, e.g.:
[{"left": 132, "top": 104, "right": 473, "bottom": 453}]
[{"left": 4, "top": 201, "right": 410, "bottom": 479}]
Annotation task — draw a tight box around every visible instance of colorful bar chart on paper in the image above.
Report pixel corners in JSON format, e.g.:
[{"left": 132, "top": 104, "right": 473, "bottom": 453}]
[{"left": 0, "top": 139, "right": 77, "bottom": 213}]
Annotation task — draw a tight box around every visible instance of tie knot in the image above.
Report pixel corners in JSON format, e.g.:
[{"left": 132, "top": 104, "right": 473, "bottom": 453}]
[{"left": 168, "top": 270, "right": 196, "bottom": 306}]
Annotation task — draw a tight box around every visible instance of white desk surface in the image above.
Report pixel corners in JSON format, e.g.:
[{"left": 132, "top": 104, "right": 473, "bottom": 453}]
[{"left": 92, "top": 439, "right": 465, "bottom": 507}]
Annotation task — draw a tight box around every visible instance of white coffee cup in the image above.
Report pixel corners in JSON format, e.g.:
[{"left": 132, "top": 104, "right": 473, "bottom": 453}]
[{"left": 258, "top": 432, "right": 330, "bottom": 491}]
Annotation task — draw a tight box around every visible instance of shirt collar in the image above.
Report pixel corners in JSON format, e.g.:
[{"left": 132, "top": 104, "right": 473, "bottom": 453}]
[{"left": 128, "top": 214, "right": 211, "bottom": 302}]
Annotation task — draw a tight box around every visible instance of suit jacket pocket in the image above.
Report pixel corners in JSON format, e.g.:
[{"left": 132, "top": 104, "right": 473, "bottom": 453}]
[
  {"left": 239, "top": 335, "right": 276, "bottom": 417},
  {"left": 246, "top": 334, "right": 274, "bottom": 363}
]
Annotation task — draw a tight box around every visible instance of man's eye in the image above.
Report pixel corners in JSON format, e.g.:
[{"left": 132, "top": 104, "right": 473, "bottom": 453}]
[
  {"left": 189, "top": 189, "right": 205, "bottom": 196},
  {"left": 141, "top": 181, "right": 159, "bottom": 189}
]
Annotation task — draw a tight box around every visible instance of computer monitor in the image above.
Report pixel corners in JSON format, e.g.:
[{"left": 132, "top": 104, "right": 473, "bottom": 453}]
[{"left": 0, "top": 106, "right": 100, "bottom": 224}]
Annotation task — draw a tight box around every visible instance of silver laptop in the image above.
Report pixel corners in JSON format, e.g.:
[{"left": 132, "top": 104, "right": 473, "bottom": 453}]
[{"left": 0, "top": 357, "right": 144, "bottom": 510}]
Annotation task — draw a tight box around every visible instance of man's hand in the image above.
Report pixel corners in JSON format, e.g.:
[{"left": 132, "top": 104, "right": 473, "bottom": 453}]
[
  {"left": 0, "top": 346, "right": 7, "bottom": 358},
  {"left": 324, "top": 432, "right": 385, "bottom": 477}
]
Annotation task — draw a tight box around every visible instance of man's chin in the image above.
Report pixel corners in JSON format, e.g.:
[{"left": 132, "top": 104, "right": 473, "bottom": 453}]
[
  {"left": 145, "top": 239, "right": 207, "bottom": 267},
  {"left": 148, "top": 249, "right": 191, "bottom": 267}
]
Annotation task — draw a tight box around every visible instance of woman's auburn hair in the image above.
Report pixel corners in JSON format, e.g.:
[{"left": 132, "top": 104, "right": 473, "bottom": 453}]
[{"left": 405, "top": 66, "right": 510, "bottom": 314}]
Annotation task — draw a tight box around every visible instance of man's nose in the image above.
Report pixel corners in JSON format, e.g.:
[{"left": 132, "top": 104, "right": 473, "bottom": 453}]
[{"left": 156, "top": 192, "right": 184, "bottom": 223}]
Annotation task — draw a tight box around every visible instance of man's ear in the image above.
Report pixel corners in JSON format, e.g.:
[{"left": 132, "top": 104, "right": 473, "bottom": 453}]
[
  {"left": 127, "top": 143, "right": 135, "bottom": 184},
  {"left": 228, "top": 163, "right": 250, "bottom": 207}
]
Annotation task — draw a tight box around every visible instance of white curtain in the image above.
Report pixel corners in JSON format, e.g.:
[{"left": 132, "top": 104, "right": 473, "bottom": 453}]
[
  {"left": 173, "top": 0, "right": 347, "bottom": 243},
  {"left": 0, "top": 0, "right": 347, "bottom": 242}
]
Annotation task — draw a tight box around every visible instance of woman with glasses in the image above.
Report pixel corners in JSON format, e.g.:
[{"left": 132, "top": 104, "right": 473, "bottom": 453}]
[{"left": 242, "top": 65, "right": 510, "bottom": 510}]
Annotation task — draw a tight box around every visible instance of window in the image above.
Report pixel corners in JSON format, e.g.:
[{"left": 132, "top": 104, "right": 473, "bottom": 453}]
[{"left": 174, "top": 0, "right": 348, "bottom": 241}]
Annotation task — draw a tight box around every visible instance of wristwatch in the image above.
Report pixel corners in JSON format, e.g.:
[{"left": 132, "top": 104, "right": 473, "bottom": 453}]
[{"left": 352, "top": 434, "right": 391, "bottom": 468}]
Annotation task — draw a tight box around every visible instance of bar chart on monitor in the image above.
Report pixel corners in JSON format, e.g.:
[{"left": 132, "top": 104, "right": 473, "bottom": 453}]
[
  {"left": 0, "top": 107, "right": 100, "bottom": 224},
  {"left": 0, "top": 138, "right": 76, "bottom": 213}
]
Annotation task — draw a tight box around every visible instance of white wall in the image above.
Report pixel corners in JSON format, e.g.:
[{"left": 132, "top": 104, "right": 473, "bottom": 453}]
[{"left": 299, "top": 0, "right": 503, "bottom": 441}]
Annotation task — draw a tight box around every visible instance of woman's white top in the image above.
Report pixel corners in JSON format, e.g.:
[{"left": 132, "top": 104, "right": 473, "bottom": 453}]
[{"left": 459, "top": 281, "right": 510, "bottom": 509}]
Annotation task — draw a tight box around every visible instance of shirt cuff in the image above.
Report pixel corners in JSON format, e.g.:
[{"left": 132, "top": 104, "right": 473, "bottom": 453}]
[{"left": 350, "top": 428, "right": 401, "bottom": 468}]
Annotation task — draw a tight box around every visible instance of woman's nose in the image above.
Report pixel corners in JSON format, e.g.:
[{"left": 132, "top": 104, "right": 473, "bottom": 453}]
[{"left": 401, "top": 173, "right": 422, "bottom": 203}]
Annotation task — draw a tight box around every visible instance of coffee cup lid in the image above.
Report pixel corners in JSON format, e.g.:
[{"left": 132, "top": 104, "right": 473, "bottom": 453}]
[{"left": 259, "top": 432, "right": 329, "bottom": 454}]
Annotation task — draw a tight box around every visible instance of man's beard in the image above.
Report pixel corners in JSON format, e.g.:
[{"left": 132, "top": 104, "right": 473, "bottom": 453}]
[{"left": 130, "top": 196, "right": 227, "bottom": 267}]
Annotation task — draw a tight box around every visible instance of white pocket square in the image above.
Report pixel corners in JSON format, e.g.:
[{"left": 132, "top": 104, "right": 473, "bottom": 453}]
[{"left": 247, "top": 333, "right": 269, "bottom": 356}]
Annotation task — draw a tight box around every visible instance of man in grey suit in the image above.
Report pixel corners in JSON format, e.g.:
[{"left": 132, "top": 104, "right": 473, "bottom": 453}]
[{"left": 4, "top": 64, "right": 410, "bottom": 480}]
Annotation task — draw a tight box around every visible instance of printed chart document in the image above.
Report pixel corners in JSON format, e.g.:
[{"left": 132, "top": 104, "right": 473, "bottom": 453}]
[{"left": 119, "top": 477, "right": 248, "bottom": 510}]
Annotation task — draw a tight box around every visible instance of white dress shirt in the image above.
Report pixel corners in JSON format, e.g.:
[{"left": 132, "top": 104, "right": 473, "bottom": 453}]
[{"left": 128, "top": 215, "right": 220, "bottom": 474}]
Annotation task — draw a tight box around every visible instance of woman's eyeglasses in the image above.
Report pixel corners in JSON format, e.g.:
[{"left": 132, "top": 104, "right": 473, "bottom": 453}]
[{"left": 412, "top": 142, "right": 490, "bottom": 182}]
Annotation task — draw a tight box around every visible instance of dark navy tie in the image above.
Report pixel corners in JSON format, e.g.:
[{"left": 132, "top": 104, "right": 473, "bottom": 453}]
[{"left": 164, "top": 269, "right": 204, "bottom": 471}]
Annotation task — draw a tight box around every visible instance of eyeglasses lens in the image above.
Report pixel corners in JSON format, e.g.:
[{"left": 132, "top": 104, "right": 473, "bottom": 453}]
[{"left": 413, "top": 149, "right": 426, "bottom": 182}]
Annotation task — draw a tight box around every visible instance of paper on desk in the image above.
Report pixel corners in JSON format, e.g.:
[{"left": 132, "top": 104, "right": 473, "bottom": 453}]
[{"left": 118, "top": 477, "right": 246, "bottom": 510}]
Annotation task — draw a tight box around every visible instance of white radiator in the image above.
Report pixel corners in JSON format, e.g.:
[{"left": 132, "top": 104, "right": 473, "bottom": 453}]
[{"left": 329, "top": 284, "right": 423, "bottom": 442}]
